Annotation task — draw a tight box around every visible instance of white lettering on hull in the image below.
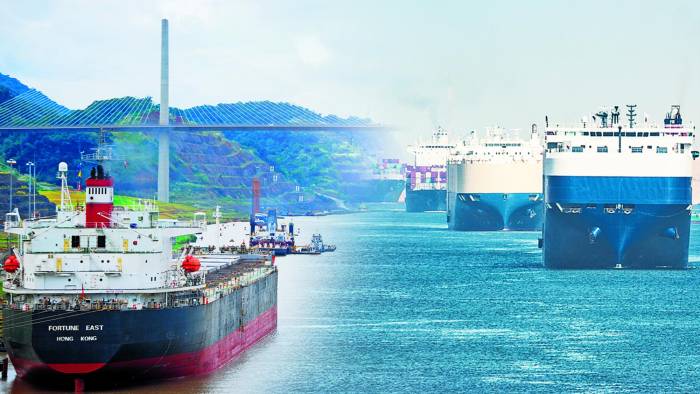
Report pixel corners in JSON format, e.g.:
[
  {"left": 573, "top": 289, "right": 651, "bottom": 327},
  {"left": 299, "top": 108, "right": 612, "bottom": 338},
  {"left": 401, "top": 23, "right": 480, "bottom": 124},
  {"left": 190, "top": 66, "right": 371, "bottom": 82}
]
[{"left": 48, "top": 325, "right": 79, "bottom": 331}]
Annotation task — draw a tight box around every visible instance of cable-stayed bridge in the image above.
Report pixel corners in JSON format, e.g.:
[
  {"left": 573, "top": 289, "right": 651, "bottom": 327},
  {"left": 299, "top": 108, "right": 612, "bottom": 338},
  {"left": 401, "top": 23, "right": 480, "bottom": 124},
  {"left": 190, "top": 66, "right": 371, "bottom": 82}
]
[
  {"left": 0, "top": 19, "right": 388, "bottom": 202},
  {"left": 0, "top": 90, "right": 381, "bottom": 132}
]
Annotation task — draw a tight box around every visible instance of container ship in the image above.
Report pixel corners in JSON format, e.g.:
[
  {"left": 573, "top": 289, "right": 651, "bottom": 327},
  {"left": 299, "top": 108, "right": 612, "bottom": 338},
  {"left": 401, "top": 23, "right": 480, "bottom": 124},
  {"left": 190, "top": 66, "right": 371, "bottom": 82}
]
[
  {"left": 405, "top": 127, "right": 454, "bottom": 212},
  {"left": 2, "top": 162, "right": 277, "bottom": 387},
  {"left": 346, "top": 158, "right": 405, "bottom": 204},
  {"left": 542, "top": 105, "right": 695, "bottom": 269},
  {"left": 447, "top": 126, "right": 543, "bottom": 231}
]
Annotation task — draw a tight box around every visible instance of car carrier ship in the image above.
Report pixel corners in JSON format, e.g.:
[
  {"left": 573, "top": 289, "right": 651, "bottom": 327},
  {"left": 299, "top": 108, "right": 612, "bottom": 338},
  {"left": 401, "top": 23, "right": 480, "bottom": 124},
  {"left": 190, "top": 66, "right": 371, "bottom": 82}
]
[
  {"left": 542, "top": 105, "right": 695, "bottom": 269},
  {"left": 1, "top": 162, "right": 277, "bottom": 388},
  {"left": 405, "top": 127, "right": 455, "bottom": 212},
  {"left": 447, "top": 126, "right": 543, "bottom": 231}
]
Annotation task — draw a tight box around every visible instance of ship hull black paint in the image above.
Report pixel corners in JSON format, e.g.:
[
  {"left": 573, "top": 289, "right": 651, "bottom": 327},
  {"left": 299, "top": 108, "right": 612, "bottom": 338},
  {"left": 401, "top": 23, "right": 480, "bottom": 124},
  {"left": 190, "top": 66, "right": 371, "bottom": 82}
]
[
  {"left": 4, "top": 271, "right": 277, "bottom": 385},
  {"left": 447, "top": 192, "right": 543, "bottom": 231},
  {"left": 405, "top": 187, "right": 446, "bottom": 212}
]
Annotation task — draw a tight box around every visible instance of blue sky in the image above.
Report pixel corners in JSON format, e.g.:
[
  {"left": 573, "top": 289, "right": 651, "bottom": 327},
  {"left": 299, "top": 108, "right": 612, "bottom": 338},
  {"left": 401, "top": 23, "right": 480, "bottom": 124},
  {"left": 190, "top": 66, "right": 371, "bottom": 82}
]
[{"left": 1, "top": 0, "right": 699, "bottom": 141}]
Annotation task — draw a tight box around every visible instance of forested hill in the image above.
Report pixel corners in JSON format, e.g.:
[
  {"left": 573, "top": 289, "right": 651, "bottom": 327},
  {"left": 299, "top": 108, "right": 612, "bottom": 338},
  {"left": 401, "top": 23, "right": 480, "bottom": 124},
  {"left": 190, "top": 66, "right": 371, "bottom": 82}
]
[
  {"left": 0, "top": 72, "right": 30, "bottom": 102},
  {"left": 0, "top": 73, "right": 397, "bottom": 215}
]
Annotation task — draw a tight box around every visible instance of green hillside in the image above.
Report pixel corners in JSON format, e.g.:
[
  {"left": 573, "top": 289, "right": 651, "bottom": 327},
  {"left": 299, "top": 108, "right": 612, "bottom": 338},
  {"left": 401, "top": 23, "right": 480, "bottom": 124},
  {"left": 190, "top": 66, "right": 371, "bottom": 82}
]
[{"left": 0, "top": 73, "right": 400, "bottom": 213}]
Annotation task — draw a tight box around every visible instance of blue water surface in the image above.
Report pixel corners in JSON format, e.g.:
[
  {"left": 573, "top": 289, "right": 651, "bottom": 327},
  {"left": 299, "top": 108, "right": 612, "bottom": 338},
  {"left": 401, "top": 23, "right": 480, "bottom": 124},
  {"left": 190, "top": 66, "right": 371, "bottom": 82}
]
[{"left": 8, "top": 208, "right": 700, "bottom": 392}]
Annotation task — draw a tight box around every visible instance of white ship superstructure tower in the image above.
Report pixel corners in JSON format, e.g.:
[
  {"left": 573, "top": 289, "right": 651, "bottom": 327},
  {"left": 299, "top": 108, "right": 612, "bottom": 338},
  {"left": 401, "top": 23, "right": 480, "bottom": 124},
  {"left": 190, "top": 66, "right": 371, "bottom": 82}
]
[
  {"left": 542, "top": 105, "right": 694, "bottom": 269},
  {"left": 408, "top": 126, "right": 454, "bottom": 167},
  {"left": 3, "top": 162, "right": 203, "bottom": 306},
  {"left": 405, "top": 127, "right": 455, "bottom": 212}
]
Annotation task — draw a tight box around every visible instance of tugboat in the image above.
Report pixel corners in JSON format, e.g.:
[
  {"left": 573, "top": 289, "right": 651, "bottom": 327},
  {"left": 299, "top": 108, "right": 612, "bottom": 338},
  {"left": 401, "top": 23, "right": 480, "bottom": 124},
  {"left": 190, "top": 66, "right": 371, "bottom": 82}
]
[
  {"left": 310, "top": 234, "right": 336, "bottom": 253},
  {"left": 2, "top": 160, "right": 278, "bottom": 388}
]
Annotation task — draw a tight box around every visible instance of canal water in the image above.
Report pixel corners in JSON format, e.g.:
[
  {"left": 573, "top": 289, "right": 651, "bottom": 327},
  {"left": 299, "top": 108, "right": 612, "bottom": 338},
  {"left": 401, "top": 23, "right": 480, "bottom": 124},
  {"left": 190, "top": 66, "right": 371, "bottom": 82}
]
[{"left": 5, "top": 207, "right": 700, "bottom": 392}]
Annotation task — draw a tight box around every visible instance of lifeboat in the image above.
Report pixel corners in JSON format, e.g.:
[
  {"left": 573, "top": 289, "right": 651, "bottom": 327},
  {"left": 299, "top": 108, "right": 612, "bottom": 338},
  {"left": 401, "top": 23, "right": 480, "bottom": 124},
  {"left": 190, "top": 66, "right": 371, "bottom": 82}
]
[{"left": 182, "top": 255, "right": 201, "bottom": 273}]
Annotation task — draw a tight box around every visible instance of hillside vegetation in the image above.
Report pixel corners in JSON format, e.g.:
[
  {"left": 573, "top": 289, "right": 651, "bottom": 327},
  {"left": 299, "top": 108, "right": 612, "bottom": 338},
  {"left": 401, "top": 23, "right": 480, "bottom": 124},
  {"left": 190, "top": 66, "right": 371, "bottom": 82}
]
[{"left": 0, "top": 73, "right": 398, "bottom": 214}]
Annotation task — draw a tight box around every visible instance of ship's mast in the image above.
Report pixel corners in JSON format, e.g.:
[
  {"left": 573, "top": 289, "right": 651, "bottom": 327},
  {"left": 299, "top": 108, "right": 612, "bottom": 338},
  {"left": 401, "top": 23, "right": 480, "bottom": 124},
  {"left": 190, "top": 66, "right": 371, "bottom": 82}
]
[
  {"left": 81, "top": 129, "right": 118, "bottom": 169},
  {"left": 214, "top": 205, "right": 222, "bottom": 252},
  {"left": 57, "top": 162, "right": 72, "bottom": 212},
  {"left": 626, "top": 104, "right": 637, "bottom": 128}
]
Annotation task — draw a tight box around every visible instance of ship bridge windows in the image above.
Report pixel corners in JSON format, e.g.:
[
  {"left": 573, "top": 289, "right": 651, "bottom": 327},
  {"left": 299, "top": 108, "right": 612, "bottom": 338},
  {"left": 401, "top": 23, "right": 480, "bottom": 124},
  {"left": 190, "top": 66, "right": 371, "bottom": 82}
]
[
  {"left": 631, "top": 146, "right": 643, "bottom": 153},
  {"left": 572, "top": 146, "right": 584, "bottom": 153},
  {"left": 597, "top": 146, "right": 608, "bottom": 153}
]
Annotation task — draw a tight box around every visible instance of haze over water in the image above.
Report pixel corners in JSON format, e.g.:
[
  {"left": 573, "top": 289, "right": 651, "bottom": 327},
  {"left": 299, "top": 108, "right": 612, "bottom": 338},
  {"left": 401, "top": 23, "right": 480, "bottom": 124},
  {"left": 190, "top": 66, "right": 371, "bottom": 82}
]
[{"left": 5, "top": 207, "right": 700, "bottom": 392}]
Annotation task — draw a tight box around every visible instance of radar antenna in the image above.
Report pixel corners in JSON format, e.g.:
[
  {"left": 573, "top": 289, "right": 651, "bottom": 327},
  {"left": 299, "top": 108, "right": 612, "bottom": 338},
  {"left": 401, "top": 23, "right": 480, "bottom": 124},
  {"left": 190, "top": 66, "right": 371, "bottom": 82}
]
[
  {"left": 80, "top": 129, "right": 124, "bottom": 167},
  {"left": 664, "top": 105, "right": 682, "bottom": 126},
  {"left": 595, "top": 111, "right": 609, "bottom": 128},
  {"left": 611, "top": 106, "right": 620, "bottom": 125}
]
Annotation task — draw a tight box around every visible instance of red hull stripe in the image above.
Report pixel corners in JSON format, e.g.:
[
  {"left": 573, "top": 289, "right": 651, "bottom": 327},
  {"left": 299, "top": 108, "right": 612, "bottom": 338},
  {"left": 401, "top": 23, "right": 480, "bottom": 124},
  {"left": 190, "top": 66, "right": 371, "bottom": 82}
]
[
  {"left": 12, "top": 305, "right": 277, "bottom": 379},
  {"left": 46, "top": 363, "right": 106, "bottom": 374}
]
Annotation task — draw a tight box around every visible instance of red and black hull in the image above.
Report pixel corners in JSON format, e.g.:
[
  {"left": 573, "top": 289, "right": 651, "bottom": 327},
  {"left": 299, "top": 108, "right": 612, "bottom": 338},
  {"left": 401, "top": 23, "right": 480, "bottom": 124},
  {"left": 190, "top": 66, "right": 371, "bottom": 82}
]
[{"left": 4, "top": 271, "right": 277, "bottom": 386}]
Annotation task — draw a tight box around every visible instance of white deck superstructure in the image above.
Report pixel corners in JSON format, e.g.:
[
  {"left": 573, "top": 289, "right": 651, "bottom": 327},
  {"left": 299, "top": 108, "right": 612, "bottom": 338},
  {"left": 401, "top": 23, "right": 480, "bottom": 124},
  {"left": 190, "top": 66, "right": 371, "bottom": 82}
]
[
  {"left": 544, "top": 105, "right": 694, "bottom": 178},
  {"left": 3, "top": 163, "right": 205, "bottom": 309},
  {"left": 407, "top": 126, "right": 455, "bottom": 167},
  {"left": 447, "top": 127, "right": 543, "bottom": 194}
]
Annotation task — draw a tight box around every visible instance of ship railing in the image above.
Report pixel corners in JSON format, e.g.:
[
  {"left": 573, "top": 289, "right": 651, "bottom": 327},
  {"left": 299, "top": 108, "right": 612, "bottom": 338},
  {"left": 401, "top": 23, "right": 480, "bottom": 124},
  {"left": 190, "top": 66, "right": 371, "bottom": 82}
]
[
  {"left": 157, "top": 220, "right": 206, "bottom": 229},
  {"left": 11, "top": 300, "right": 132, "bottom": 312},
  {"left": 113, "top": 199, "right": 160, "bottom": 213}
]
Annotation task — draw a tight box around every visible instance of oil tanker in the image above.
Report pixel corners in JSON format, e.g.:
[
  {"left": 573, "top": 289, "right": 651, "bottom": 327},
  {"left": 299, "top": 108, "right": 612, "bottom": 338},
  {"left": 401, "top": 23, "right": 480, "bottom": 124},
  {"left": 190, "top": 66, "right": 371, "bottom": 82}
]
[
  {"left": 2, "top": 162, "right": 277, "bottom": 387},
  {"left": 542, "top": 105, "right": 694, "bottom": 268},
  {"left": 405, "top": 127, "right": 454, "bottom": 212},
  {"left": 447, "top": 126, "right": 543, "bottom": 231}
]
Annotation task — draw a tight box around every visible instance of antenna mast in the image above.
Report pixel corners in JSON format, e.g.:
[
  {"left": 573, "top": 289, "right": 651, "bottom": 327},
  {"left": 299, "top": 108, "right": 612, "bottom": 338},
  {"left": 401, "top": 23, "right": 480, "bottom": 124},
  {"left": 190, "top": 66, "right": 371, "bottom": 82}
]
[
  {"left": 57, "top": 162, "right": 72, "bottom": 212},
  {"left": 626, "top": 104, "right": 637, "bottom": 128}
]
